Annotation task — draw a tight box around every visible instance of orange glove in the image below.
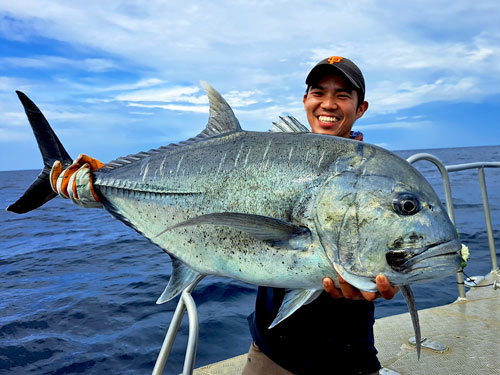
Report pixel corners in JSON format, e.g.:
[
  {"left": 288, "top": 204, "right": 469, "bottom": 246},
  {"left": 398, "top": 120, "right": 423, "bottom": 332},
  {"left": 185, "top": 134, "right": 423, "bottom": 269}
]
[{"left": 50, "top": 154, "right": 104, "bottom": 208}]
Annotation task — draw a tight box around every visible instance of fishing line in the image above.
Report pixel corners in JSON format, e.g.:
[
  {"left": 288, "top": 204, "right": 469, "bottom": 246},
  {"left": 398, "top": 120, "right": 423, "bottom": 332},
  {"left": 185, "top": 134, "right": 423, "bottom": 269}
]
[{"left": 458, "top": 270, "right": 495, "bottom": 288}]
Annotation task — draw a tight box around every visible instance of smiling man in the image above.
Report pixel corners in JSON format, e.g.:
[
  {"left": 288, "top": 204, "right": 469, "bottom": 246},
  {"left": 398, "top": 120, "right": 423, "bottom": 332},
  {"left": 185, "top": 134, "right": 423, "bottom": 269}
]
[
  {"left": 243, "top": 57, "right": 397, "bottom": 375},
  {"left": 304, "top": 56, "right": 368, "bottom": 138}
]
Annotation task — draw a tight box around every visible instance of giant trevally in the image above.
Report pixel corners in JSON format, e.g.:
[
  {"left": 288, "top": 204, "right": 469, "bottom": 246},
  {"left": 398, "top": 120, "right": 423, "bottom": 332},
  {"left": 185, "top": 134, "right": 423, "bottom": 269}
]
[{"left": 7, "top": 82, "right": 462, "bottom": 358}]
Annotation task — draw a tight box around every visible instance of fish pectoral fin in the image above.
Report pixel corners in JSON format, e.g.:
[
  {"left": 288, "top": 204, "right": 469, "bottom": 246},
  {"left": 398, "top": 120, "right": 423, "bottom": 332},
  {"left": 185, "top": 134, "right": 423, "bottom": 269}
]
[
  {"left": 159, "top": 212, "right": 311, "bottom": 249},
  {"left": 269, "top": 288, "right": 322, "bottom": 328},
  {"left": 332, "top": 263, "right": 378, "bottom": 292},
  {"left": 156, "top": 257, "right": 203, "bottom": 304}
]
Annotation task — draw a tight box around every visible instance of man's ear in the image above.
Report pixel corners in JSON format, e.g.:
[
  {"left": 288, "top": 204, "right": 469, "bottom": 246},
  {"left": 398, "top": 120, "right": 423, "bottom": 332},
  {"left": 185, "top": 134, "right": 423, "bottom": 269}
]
[
  {"left": 356, "top": 101, "right": 369, "bottom": 120},
  {"left": 303, "top": 93, "right": 307, "bottom": 105}
]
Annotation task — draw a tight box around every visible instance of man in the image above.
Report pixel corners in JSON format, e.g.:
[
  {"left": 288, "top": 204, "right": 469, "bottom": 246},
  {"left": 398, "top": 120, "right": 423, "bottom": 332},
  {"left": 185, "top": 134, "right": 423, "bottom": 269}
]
[{"left": 242, "top": 57, "right": 398, "bottom": 375}]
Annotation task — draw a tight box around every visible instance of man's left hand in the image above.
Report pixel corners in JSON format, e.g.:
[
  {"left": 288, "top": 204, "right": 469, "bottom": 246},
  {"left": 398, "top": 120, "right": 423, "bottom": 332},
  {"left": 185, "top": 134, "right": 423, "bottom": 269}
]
[
  {"left": 322, "top": 275, "right": 399, "bottom": 301},
  {"left": 50, "top": 154, "right": 104, "bottom": 208}
]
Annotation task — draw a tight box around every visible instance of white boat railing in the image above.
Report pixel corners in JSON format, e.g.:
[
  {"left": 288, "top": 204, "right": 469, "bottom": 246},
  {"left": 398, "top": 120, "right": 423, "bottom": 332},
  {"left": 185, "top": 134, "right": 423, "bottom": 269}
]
[
  {"left": 152, "top": 275, "right": 204, "bottom": 375},
  {"left": 407, "top": 153, "right": 500, "bottom": 298},
  {"left": 152, "top": 153, "right": 500, "bottom": 374}
]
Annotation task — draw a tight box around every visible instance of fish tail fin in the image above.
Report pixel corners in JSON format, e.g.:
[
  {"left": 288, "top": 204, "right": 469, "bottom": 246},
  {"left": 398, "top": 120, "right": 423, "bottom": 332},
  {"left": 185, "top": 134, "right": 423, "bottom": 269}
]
[{"left": 6, "top": 91, "right": 73, "bottom": 214}]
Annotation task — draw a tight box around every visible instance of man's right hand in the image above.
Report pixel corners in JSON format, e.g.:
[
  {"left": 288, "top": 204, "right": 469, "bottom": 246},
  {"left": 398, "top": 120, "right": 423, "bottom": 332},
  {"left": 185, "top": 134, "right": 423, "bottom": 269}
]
[
  {"left": 50, "top": 154, "right": 104, "bottom": 208},
  {"left": 323, "top": 275, "right": 399, "bottom": 301}
]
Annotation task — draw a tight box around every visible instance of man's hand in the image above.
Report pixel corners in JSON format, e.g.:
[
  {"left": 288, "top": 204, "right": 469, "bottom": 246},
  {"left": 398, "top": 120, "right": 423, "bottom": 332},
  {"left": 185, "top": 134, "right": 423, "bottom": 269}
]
[
  {"left": 322, "top": 275, "right": 399, "bottom": 301},
  {"left": 50, "top": 154, "right": 104, "bottom": 208}
]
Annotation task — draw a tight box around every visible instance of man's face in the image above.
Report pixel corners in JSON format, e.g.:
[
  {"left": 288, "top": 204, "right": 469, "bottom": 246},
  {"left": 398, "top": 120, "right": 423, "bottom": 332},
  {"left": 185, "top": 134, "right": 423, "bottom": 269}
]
[{"left": 303, "top": 74, "right": 368, "bottom": 137}]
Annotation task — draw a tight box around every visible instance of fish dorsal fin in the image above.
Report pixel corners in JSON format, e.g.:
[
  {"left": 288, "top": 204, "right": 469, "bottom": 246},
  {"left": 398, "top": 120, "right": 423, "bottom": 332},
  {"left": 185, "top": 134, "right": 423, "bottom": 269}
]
[
  {"left": 101, "top": 82, "right": 242, "bottom": 172},
  {"left": 157, "top": 212, "right": 311, "bottom": 249},
  {"left": 199, "top": 81, "right": 242, "bottom": 136},
  {"left": 270, "top": 115, "right": 310, "bottom": 133},
  {"left": 156, "top": 256, "right": 203, "bottom": 304},
  {"left": 269, "top": 288, "right": 322, "bottom": 328}
]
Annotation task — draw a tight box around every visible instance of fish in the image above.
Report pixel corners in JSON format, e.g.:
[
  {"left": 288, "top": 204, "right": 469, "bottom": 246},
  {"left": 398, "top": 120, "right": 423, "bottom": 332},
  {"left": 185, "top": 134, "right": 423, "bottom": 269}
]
[{"left": 7, "top": 82, "right": 462, "bottom": 359}]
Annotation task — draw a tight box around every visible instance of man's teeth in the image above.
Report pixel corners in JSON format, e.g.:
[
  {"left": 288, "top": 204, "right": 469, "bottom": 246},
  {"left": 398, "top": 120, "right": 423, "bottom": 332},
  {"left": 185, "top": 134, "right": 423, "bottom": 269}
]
[{"left": 318, "top": 116, "right": 339, "bottom": 123}]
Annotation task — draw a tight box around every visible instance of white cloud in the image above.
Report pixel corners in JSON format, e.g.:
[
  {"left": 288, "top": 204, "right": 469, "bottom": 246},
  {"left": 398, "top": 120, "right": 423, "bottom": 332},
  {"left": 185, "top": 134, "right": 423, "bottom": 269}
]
[
  {"left": 101, "top": 78, "right": 164, "bottom": 92},
  {"left": 115, "top": 86, "right": 204, "bottom": 103},
  {"left": 3, "top": 106, "right": 93, "bottom": 127},
  {"left": 367, "top": 77, "right": 481, "bottom": 114},
  {"left": 0, "top": 76, "right": 31, "bottom": 92},
  {"left": 81, "top": 58, "right": 116, "bottom": 72},
  {"left": 0, "top": 128, "right": 31, "bottom": 141},
  {"left": 0, "top": 55, "right": 117, "bottom": 72},
  {"left": 129, "top": 111, "right": 154, "bottom": 116},
  {"left": 223, "top": 90, "right": 261, "bottom": 108},
  {"left": 3, "top": 111, "right": 28, "bottom": 126},
  {"left": 127, "top": 102, "right": 208, "bottom": 114},
  {"left": 41, "top": 110, "right": 93, "bottom": 121},
  {"left": 56, "top": 78, "right": 166, "bottom": 98}
]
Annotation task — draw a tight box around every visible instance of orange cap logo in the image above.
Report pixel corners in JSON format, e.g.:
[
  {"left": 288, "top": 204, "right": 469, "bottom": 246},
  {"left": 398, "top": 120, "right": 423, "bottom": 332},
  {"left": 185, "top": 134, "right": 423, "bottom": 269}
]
[{"left": 328, "top": 56, "right": 343, "bottom": 64}]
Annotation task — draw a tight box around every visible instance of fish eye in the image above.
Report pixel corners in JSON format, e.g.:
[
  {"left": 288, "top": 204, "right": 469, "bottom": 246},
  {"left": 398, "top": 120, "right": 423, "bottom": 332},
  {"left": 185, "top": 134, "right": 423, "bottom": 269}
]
[{"left": 393, "top": 193, "right": 421, "bottom": 216}]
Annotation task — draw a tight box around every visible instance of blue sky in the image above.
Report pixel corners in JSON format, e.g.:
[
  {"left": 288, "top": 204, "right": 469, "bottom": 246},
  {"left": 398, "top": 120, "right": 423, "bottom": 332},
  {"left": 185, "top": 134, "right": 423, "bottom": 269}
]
[{"left": 1, "top": 1, "right": 499, "bottom": 171}]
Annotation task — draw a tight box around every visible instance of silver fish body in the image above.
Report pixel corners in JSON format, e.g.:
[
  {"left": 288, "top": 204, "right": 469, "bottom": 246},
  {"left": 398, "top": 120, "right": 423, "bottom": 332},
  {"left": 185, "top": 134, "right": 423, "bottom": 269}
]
[
  {"left": 92, "top": 84, "right": 461, "bottom": 346},
  {"left": 94, "top": 128, "right": 461, "bottom": 292}
]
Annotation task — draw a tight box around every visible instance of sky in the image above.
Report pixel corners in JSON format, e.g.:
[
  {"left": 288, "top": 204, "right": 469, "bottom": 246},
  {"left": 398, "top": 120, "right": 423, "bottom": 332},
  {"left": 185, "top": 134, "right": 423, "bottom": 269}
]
[{"left": 1, "top": 0, "right": 499, "bottom": 171}]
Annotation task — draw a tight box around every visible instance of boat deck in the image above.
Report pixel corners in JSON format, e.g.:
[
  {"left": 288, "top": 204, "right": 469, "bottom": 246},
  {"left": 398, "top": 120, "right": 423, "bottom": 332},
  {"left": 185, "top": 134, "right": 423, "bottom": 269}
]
[{"left": 190, "top": 271, "right": 500, "bottom": 375}]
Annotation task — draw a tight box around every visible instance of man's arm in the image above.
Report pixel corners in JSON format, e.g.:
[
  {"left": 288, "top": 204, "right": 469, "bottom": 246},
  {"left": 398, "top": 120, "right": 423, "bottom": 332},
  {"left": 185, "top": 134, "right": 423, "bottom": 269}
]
[{"left": 323, "top": 275, "right": 399, "bottom": 301}]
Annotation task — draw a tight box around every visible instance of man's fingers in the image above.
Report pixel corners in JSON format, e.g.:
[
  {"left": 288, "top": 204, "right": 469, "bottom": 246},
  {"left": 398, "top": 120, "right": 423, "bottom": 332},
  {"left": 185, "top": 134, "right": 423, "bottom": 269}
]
[
  {"left": 337, "top": 275, "right": 363, "bottom": 300},
  {"left": 324, "top": 275, "right": 400, "bottom": 301},
  {"left": 50, "top": 161, "right": 63, "bottom": 193},
  {"left": 375, "top": 274, "right": 399, "bottom": 300},
  {"left": 75, "top": 154, "right": 104, "bottom": 170},
  {"left": 323, "top": 277, "right": 343, "bottom": 298},
  {"left": 360, "top": 290, "right": 379, "bottom": 301},
  {"left": 56, "top": 163, "right": 81, "bottom": 199}
]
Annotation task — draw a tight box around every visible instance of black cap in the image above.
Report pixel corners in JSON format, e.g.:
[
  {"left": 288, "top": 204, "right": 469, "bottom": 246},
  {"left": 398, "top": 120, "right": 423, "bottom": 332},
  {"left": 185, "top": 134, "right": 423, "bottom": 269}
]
[{"left": 305, "top": 56, "right": 365, "bottom": 102}]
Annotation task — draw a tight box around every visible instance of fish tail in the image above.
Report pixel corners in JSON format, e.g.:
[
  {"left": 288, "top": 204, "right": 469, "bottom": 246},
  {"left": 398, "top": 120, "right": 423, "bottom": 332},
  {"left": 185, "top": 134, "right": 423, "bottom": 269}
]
[{"left": 6, "top": 91, "right": 73, "bottom": 214}]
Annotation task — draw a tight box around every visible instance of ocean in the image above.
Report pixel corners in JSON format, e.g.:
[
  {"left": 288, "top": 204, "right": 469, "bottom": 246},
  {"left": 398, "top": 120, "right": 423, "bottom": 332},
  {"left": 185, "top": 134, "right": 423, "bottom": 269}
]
[{"left": 1, "top": 145, "right": 499, "bottom": 374}]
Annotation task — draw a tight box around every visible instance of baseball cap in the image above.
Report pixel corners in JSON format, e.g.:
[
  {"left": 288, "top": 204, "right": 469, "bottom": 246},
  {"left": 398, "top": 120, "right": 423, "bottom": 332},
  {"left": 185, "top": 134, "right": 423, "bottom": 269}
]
[{"left": 305, "top": 56, "right": 365, "bottom": 102}]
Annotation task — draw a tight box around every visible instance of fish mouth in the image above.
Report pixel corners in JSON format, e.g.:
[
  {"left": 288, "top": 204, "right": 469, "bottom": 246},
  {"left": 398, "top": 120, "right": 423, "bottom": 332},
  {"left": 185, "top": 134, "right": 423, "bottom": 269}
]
[{"left": 386, "top": 239, "right": 462, "bottom": 272}]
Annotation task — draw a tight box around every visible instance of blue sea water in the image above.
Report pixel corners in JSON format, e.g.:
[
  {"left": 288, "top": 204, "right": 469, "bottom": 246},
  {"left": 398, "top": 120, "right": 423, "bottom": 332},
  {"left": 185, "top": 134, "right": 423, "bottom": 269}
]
[{"left": 1, "top": 145, "right": 499, "bottom": 374}]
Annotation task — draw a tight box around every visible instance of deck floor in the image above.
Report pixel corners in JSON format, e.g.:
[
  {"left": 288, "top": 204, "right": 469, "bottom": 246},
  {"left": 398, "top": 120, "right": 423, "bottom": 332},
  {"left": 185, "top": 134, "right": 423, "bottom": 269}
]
[{"left": 190, "top": 271, "right": 500, "bottom": 375}]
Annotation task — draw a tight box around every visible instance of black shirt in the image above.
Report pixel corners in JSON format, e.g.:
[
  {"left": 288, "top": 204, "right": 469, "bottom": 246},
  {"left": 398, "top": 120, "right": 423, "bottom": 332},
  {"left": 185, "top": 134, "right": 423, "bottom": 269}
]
[{"left": 248, "top": 286, "right": 381, "bottom": 375}]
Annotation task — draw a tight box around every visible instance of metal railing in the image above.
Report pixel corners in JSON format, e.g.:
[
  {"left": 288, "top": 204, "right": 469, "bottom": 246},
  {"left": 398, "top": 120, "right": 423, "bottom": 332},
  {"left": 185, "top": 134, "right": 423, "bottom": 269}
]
[
  {"left": 152, "top": 153, "right": 500, "bottom": 374},
  {"left": 407, "top": 153, "right": 500, "bottom": 298},
  {"left": 152, "top": 276, "right": 204, "bottom": 375}
]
